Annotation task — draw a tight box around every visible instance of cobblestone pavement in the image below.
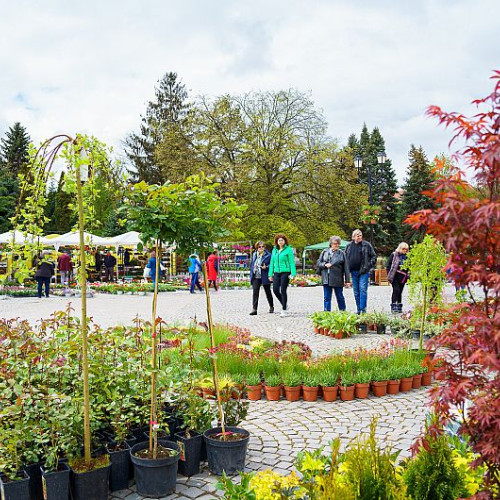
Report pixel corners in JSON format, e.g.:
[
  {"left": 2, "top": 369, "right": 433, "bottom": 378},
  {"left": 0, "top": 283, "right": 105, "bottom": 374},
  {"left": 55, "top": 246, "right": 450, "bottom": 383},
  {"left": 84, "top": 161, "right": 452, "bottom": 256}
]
[{"left": 2, "top": 285, "right": 443, "bottom": 499}]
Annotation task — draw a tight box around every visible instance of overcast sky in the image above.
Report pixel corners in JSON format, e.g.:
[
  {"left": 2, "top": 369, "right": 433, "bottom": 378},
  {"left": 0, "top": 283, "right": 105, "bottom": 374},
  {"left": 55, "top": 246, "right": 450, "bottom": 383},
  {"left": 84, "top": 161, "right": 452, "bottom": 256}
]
[{"left": 1, "top": 0, "right": 498, "bottom": 182}]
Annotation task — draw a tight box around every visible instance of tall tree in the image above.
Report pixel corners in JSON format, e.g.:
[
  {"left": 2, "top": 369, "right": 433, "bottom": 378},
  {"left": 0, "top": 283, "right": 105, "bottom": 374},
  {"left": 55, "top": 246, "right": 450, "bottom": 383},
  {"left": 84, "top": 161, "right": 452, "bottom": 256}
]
[
  {"left": 52, "top": 172, "right": 74, "bottom": 233},
  {"left": 400, "top": 145, "right": 435, "bottom": 242},
  {"left": 0, "top": 168, "right": 18, "bottom": 232},
  {"left": 124, "top": 72, "right": 191, "bottom": 184},
  {"left": 0, "top": 122, "right": 31, "bottom": 176},
  {"left": 43, "top": 180, "right": 57, "bottom": 233}
]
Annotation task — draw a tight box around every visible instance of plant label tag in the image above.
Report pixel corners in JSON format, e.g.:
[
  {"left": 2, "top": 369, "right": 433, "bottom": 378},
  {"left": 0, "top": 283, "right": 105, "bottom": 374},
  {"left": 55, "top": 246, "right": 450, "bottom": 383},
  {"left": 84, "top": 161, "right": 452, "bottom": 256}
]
[{"left": 177, "top": 441, "right": 186, "bottom": 461}]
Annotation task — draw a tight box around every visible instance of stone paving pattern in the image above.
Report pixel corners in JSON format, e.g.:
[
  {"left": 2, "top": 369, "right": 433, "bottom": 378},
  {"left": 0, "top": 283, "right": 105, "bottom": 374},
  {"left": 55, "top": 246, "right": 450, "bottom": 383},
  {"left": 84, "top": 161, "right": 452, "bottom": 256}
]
[{"left": 2, "top": 285, "right": 451, "bottom": 499}]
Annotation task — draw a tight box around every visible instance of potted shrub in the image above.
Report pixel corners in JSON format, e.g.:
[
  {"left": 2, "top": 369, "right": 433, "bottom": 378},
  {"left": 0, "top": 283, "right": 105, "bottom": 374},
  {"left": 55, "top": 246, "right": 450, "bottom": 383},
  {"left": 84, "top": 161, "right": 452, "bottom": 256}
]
[
  {"left": 370, "top": 364, "right": 389, "bottom": 397},
  {"left": 174, "top": 392, "right": 214, "bottom": 477},
  {"left": 330, "top": 311, "right": 358, "bottom": 339},
  {"left": 339, "top": 372, "right": 356, "bottom": 401},
  {"left": 397, "top": 365, "right": 416, "bottom": 392},
  {"left": 372, "top": 311, "right": 390, "bottom": 334},
  {"left": 353, "top": 369, "right": 372, "bottom": 399},
  {"left": 281, "top": 370, "right": 302, "bottom": 402},
  {"left": 386, "top": 362, "right": 401, "bottom": 395},
  {"left": 263, "top": 374, "right": 281, "bottom": 401},
  {"left": 302, "top": 370, "right": 320, "bottom": 402},
  {"left": 356, "top": 313, "right": 368, "bottom": 334}
]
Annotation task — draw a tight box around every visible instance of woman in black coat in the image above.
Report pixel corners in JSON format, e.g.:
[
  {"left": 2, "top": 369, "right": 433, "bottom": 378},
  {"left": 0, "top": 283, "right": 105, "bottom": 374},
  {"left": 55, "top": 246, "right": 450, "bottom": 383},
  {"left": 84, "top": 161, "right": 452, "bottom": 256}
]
[
  {"left": 386, "top": 242, "right": 409, "bottom": 313},
  {"left": 249, "top": 241, "right": 274, "bottom": 315},
  {"left": 316, "top": 236, "right": 350, "bottom": 311}
]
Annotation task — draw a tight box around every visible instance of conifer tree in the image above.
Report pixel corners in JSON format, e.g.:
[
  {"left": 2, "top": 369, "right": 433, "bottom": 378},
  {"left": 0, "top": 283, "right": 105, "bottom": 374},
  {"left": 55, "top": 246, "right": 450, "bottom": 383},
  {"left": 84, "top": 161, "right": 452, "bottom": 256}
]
[
  {"left": 400, "top": 145, "right": 435, "bottom": 242},
  {"left": 52, "top": 172, "right": 74, "bottom": 233},
  {"left": 0, "top": 122, "right": 31, "bottom": 176}
]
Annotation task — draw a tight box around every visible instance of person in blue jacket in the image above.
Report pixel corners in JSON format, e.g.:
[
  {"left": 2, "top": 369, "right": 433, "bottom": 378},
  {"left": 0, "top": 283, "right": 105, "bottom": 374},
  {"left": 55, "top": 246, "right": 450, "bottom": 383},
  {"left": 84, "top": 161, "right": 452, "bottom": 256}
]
[
  {"left": 147, "top": 250, "right": 157, "bottom": 286},
  {"left": 249, "top": 241, "right": 274, "bottom": 315},
  {"left": 188, "top": 253, "right": 203, "bottom": 293}
]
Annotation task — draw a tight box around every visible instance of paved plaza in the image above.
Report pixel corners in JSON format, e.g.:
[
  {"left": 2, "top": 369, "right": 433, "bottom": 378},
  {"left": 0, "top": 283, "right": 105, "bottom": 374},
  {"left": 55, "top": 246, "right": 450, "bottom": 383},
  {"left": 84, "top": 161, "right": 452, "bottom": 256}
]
[{"left": 1, "top": 285, "right": 446, "bottom": 499}]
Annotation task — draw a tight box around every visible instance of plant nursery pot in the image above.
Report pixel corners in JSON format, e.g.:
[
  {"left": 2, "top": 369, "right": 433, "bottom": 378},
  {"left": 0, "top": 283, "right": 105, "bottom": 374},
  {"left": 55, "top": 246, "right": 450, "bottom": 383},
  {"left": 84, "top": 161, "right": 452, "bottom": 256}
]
[
  {"left": 421, "top": 371, "right": 433, "bottom": 386},
  {"left": 70, "top": 462, "right": 110, "bottom": 500},
  {"left": 130, "top": 440, "right": 180, "bottom": 498},
  {"left": 412, "top": 373, "right": 423, "bottom": 389},
  {"left": 302, "top": 386, "right": 319, "bottom": 402},
  {"left": 340, "top": 385, "right": 355, "bottom": 401},
  {"left": 371, "top": 380, "right": 388, "bottom": 397},
  {"left": 358, "top": 324, "right": 367, "bottom": 334},
  {"left": 355, "top": 383, "right": 370, "bottom": 399},
  {"left": 0, "top": 471, "right": 30, "bottom": 500},
  {"left": 175, "top": 431, "right": 203, "bottom": 477},
  {"left": 387, "top": 379, "right": 400, "bottom": 394},
  {"left": 376, "top": 325, "right": 386, "bottom": 335},
  {"left": 246, "top": 384, "right": 262, "bottom": 401},
  {"left": 400, "top": 377, "right": 413, "bottom": 392},
  {"left": 203, "top": 427, "right": 250, "bottom": 476},
  {"left": 321, "top": 385, "right": 339, "bottom": 402},
  {"left": 41, "top": 462, "right": 70, "bottom": 500},
  {"left": 284, "top": 385, "right": 301, "bottom": 402},
  {"left": 25, "top": 462, "right": 43, "bottom": 500},
  {"left": 412, "top": 329, "right": 421, "bottom": 340},
  {"left": 105, "top": 441, "right": 131, "bottom": 492},
  {"left": 314, "top": 326, "right": 320, "bottom": 334},
  {"left": 334, "top": 331, "right": 343, "bottom": 339},
  {"left": 264, "top": 385, "right": 281, "bottom": 401}
]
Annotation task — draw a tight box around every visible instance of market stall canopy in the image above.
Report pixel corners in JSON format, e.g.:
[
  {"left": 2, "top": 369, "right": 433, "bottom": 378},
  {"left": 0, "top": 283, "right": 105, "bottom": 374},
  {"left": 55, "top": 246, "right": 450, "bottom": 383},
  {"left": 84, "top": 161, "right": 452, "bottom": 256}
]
[
  {"left": 43, "top": 231, "right": 109, "bottom": 247},
  {"left": 106, "top": 231, "right": 142, "bottom": 247},
  {"left": 303, "top": 240, "right": 348, "bottom": 251},
  {"left": 0, "top": 230, "right": 38, "bottom": 244}
]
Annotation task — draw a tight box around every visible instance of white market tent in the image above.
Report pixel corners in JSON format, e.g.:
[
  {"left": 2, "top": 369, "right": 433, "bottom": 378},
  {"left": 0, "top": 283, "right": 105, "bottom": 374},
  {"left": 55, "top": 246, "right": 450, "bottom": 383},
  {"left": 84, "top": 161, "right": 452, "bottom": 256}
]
[
  {"left": 106, "top": 231, "right": 142, "bottom": 247},
  {"left": 0, "top": 230, "right": 37, "bottom": 244},
  {"left": 42, "top": 231, "right": 110, "bottom": 249}
]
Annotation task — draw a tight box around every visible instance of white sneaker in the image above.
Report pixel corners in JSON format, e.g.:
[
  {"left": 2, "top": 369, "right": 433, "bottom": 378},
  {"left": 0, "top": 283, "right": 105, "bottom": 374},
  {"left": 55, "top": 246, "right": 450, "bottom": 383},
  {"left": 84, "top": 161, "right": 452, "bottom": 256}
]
[{"left": 280, "top": 311, "right": 287, "bottom": 318}]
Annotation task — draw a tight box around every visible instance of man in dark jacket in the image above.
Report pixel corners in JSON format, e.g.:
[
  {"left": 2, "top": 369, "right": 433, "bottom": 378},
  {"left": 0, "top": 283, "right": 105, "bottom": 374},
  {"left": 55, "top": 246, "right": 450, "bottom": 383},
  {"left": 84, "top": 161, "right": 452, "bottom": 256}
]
[
  {"left": 249, "top": 241, "right": 274, "bottom": 315},
  {"left": 345, "top": 229, "right": 377, "bottom": 314},
  {"left": 34, "top": 252, "right": 55, "bottom": 298},
  {"left": 103, "top": 251, "right": 117, "bottom": 282}
]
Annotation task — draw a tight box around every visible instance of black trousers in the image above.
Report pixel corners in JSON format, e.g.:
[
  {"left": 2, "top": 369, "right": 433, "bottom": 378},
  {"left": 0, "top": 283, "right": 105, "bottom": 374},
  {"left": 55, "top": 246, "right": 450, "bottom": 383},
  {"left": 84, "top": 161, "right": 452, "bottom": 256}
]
[
  {"left": 391, "top": 273, "right": 406, "bottom": 304},
  {"left": 272, "top": 272, "right": 290, "bottom": 310},
  {"left": 105, "top": 266, "right": 114, "bottom": 282},
  {"left": 252, "top": 279, "right": 274, "bottom": 311}
]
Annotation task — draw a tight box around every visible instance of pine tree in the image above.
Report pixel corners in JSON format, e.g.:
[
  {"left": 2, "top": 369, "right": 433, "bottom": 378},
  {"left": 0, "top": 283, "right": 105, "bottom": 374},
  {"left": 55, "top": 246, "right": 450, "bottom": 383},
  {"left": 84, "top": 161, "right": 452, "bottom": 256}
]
[
  {"left": 0, "top": 167, "right": 18, "bottom": 232},
  {"left": 400, "top": 145, "right": 435, "bottom": 243},
  {"left": 52, "top": 172, "right": 74, "bottom": 233},
  {"left": 124, "top": 72, "right": 191, "bottom": 184},
  {"left": 0, "top": 122, "right": 30, "bottom": 176}
]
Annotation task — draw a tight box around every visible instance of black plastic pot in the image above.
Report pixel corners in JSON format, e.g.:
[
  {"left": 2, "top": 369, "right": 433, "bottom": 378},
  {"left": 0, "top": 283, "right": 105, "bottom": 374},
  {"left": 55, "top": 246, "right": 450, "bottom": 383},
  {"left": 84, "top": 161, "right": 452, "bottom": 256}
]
[
  {"left": 376, "top": 324, "right": 386, "bottom": 335},
  {"left": 24, "top": 462, "right": 43, "bottom": 500},
  {"left": 70, "top": 463, "right": 110, "bottom": 500},
  {"left": 358, "top": 324, "right": 367, "bottom": 334},
  {"left": 105, "top": 441, "right": 130, "bottom": 492},
  {"left": 174, "top": 432, "right": 203, "bottom": 477},
  {"left": 41, "top": 462, "right": 70, "bottom": 500},
  {"left": 412, "top": 329, "right": 421, "bottom": 340},
  {"left": 130, "top": 425, "right": 149, "bottom": 442},
  {"left": 130, "top": 440, "right": 180, "bottom": 498},
  {"left": 203, "top": 427, "right": 250, "bottom": 476},
  {"left": 0, "top": 471, "right": 30, "bottom": 500}
]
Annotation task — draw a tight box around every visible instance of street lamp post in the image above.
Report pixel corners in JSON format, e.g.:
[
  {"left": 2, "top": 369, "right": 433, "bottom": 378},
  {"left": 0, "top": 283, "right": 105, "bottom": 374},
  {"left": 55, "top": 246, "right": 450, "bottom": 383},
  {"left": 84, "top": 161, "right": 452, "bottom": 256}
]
[{"left": 354, "top": 150, "right": 387, "bottom": 247}]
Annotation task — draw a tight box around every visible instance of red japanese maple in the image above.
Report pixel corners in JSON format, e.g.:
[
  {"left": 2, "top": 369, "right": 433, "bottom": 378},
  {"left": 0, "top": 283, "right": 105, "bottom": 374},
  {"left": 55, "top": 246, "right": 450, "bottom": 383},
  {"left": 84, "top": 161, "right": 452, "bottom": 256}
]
[{"left": 406, "top": 71, "right": 500, "bottom": 494}]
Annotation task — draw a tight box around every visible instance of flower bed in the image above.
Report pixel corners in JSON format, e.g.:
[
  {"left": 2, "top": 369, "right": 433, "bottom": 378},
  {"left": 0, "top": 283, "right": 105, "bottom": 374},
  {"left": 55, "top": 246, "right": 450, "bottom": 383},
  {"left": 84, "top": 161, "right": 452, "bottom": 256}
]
[
  {"left": 291, "top": 275, "right": 321, "bottom": 287},
  {"left": 89, "top": 282, "right": 177, "bottom": 294}
]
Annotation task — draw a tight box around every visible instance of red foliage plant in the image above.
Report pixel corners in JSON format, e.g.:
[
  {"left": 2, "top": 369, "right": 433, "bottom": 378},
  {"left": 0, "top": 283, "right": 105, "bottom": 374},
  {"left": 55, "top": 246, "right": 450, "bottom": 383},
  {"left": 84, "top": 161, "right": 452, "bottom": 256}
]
[{"left": 405, "top": 71, "right": 500, "bottom": 494}]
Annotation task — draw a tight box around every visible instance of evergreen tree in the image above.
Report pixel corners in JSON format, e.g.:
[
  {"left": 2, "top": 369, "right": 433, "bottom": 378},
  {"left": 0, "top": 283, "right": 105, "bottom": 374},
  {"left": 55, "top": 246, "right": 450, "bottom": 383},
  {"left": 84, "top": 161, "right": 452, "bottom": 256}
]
[
  {"left": 124, "top": 72, "right": 191, "bottom": 184},
  {"left": 52, "top": 172, "right": 74, "bottom": 233},
  {"left": 43, "top": 180, "right": 57, "bottom": 233},
  {"left": 0, "top": 122, "right": 31, "bottom": 176},
  {"left": 400, "top": 145, "right": 435, "bottom": 243},
  {"left": 0, "top": 167, "right": 18, "bottom": 232}
]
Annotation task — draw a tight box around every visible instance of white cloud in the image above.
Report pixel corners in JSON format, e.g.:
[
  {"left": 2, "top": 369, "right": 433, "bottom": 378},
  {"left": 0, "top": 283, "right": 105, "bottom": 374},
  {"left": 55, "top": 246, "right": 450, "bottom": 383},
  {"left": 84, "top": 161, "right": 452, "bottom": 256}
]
[{"left": 1, "top": 0, "right": 498, "bottom": 182}]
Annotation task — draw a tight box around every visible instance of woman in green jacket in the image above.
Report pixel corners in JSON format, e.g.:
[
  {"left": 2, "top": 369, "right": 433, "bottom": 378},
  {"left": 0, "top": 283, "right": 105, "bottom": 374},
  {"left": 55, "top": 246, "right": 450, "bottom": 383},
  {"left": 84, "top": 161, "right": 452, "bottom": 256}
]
[{"left": 269, "top": 233, "right": 297, "bottom": 317}]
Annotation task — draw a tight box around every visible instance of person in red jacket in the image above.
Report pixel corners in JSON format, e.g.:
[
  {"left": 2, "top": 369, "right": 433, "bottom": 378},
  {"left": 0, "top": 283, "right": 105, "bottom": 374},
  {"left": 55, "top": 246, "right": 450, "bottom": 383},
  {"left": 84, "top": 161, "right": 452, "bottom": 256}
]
[
  {"left": 206, "top": 250, "right": 219, "bottom": 291},
  {"left": 57, "top": 251, "right": 73, "bottom": 286}
]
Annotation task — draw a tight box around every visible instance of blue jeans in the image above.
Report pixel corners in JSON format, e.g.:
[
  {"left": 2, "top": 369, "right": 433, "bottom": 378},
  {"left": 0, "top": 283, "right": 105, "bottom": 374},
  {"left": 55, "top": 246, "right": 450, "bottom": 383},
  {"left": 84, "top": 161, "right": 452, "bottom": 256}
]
[
  {"left": 36, "top": 277, "right": 50, "bottom": 298},
  {"left": 190, "top": 272, "right": 202, "bottom": 292},
  {"left": 323, "top": 285, "right": 346, "bottom": 311},
  {"left": 351, "top": 271, "right": 369, "bottom": 313}
]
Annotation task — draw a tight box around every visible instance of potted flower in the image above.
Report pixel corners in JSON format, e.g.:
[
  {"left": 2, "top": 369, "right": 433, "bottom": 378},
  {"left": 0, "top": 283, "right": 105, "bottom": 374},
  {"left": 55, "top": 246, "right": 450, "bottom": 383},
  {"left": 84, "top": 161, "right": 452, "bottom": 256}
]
[
  {"left": 339, "top": 372, "right": 356, "bottom": 401},
  {"left": 353, "top": 369, "right": 372, "bottom": 399},
  {"left": 370, "top": 364, "right": 389, "bottom": 397},
  {"left": 318, "top": 366, "right": 339, "bottom": 402},
  {"left": 330, "top": 311, "right": 358, "bottom": 339},
  {"left": 302, "top": 370, "right": 320, "bottom": 402},
  {"left": 263, "top": 374, "right": 281, "bottom": 401},
  {"left": 280, "top": 369, "right": 302, "bottom": 402}
]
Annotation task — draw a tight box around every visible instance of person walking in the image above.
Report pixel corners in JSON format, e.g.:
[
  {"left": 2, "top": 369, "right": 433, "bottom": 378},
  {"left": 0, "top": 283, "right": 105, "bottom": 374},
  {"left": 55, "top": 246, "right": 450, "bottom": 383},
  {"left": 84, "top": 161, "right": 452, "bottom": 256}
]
[
  {"left": 147, "top": 250, "right": 158, "bottom": 286},
  {"left": 94, "top": 249, "right": 103, "bottom": 280},
  {"left": 57, "top": 250, "right": 73, "bottom": 286},
  {"left": 103, "top": 251, "right": 117, "bottom": 282},
  {"left": 249, "top": 241, "right": 274, "bottom": 315},
  {"left": 269, "top": 233, "right": 296, "bottom": 317},
  {"left": 34, "top": 252, "right": 55, "bottom": 298},
  {"left": 316, "top": 236, "right": 350, "bottom": 311},
  {"left": 206, "top": 250, "right": 219, "bottom": 291},
  {"left": 188, "top": 254, "right": 203, "bottom": 293},
  {"left": 386, "top": 242, "right": 409, "bottom": 313},
  {"left": 345, "top": 229, "right": 377, "bottom": 314}
]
